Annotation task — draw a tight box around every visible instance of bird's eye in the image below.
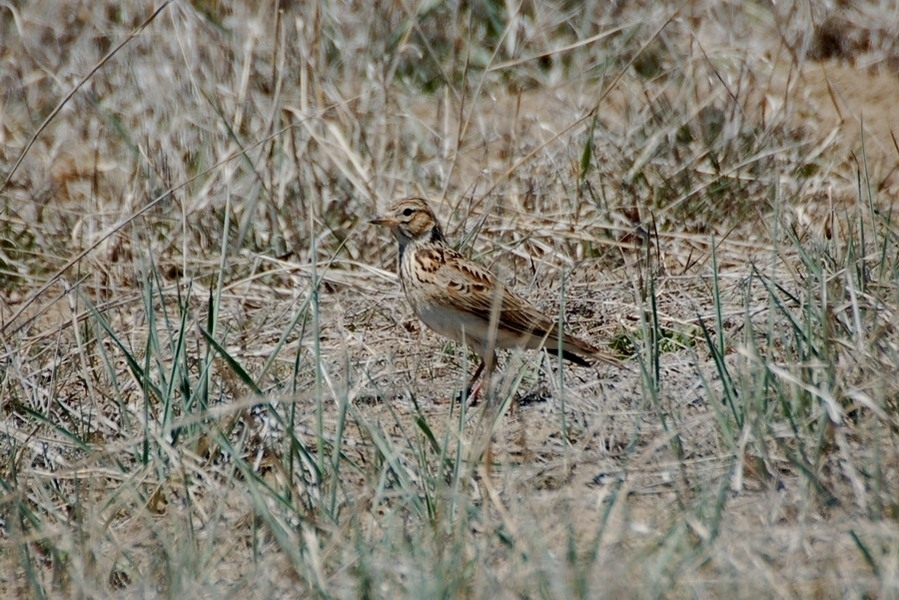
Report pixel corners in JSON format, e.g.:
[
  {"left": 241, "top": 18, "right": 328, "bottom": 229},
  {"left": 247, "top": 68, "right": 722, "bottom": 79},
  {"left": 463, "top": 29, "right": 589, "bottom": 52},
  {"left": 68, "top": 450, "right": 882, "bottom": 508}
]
[{"left": 402, "top": 208, "right": 414, "bottom": 217}]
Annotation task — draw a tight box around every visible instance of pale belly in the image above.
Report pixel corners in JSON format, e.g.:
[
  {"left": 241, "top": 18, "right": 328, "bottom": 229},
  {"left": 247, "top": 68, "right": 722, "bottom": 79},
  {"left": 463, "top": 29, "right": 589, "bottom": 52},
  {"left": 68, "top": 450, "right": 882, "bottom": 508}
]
[{"left": 413, "top": 304, "right": 535, "bottom": 352}]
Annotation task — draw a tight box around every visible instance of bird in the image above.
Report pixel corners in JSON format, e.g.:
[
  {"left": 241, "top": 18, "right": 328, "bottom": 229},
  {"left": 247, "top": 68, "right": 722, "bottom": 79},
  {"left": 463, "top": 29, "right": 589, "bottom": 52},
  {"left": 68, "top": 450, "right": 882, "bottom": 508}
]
[{"left": 370, "top": 197, "right": 621, "bottom": 402}]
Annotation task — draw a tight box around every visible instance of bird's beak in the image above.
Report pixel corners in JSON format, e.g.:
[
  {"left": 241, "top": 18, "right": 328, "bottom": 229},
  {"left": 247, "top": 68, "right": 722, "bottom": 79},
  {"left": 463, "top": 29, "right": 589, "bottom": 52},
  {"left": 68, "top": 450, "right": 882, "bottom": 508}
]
[{"left": 369, "top": 215, "right": 397, "bottom": 227}]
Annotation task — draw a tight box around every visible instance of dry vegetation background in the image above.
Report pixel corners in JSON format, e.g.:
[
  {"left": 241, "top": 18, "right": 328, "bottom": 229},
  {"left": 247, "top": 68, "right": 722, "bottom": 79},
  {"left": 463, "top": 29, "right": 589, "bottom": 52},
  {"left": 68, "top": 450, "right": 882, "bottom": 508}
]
[{"left": 2, "top": 0, "right": 899, "bottom": 597}]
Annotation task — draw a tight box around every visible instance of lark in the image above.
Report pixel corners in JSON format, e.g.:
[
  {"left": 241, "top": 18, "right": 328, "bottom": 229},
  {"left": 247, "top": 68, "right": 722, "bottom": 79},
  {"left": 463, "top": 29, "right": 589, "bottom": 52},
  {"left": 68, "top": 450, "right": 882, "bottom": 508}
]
[{"left": 371, "top": 197, "right": 620, "bottom": 401}]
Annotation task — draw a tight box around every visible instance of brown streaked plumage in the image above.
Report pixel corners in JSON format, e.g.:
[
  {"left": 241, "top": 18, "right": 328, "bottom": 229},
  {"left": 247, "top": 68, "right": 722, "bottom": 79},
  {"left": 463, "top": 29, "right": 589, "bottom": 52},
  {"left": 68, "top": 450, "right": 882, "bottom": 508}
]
[{"left": 370, "top": 197, "right": 620, "bottom": 400}]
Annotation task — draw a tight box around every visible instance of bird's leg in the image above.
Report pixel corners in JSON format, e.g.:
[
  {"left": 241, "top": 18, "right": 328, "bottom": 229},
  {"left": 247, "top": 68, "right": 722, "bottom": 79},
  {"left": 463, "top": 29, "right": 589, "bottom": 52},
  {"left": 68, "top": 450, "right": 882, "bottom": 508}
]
[
  {"left": 464, "top": 351, "right": 497, "bottom": 406},
  {"left": 466, "top": 360, "right": 486, "bottom": 393},
  {"left": 459, "top": 359, "right": 486, "bottom": 405}
]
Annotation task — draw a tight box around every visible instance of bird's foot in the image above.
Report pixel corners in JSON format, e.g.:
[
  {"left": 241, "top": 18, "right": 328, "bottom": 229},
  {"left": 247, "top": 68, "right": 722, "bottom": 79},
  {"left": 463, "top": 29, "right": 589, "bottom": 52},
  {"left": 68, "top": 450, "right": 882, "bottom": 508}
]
[{"left": 454, "top": 381, "right": 483, "bottom": 406}]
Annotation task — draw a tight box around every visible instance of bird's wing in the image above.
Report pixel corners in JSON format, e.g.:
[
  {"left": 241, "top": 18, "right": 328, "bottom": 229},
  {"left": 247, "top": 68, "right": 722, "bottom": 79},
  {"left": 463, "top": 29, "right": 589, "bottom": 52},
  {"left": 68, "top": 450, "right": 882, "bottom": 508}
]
[
  {"left": 428, "top": 246, "right": 562, "bottom": 338},
  {"left": 417, "top": 245, "right": 622, "bottom": 367},
  {"left": 441, "top": 247, "right": 624, "bottom": 367}
]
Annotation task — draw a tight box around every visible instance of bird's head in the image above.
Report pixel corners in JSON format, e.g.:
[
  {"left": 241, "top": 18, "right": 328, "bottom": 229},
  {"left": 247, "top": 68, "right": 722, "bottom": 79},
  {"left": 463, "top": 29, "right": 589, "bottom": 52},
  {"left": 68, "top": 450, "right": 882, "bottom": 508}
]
[{"left": 370, "top": 197, "right": 446, "bottom": 247}]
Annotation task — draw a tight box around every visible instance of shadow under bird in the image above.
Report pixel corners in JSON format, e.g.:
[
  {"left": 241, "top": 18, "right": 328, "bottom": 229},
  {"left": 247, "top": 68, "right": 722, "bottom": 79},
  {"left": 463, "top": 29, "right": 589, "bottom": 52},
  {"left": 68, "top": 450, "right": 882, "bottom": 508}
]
[{"left": 371, "top": 197, "right": 621, "bottom": 401}]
